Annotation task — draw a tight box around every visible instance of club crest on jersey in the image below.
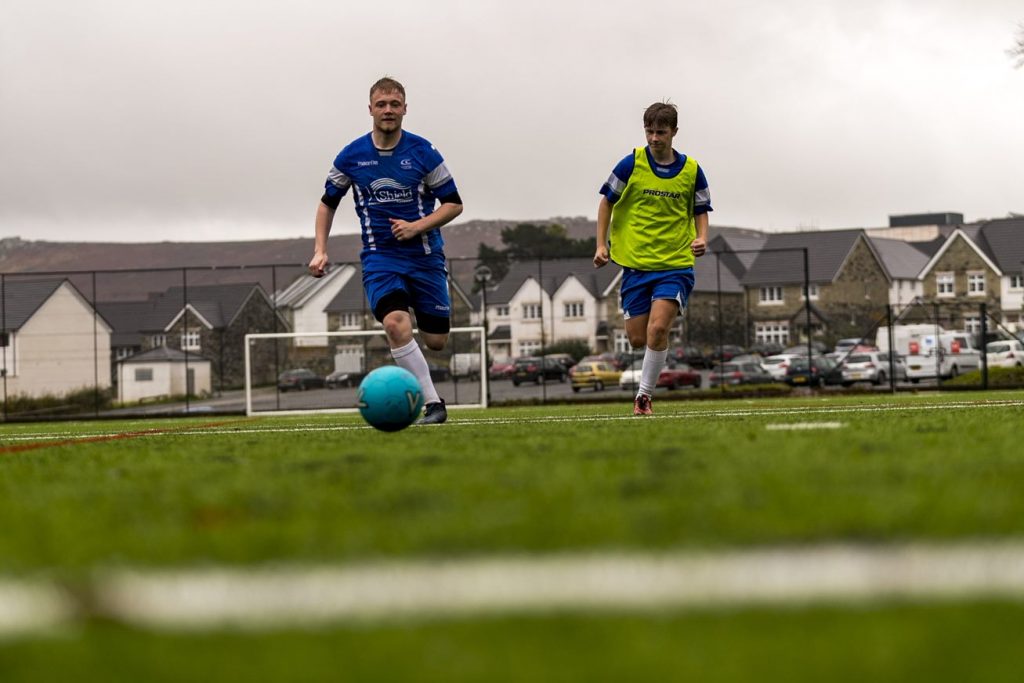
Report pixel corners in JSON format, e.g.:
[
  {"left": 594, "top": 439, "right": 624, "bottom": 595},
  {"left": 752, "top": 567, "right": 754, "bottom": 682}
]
[
  {"left": 369, "top": 178, "right": 414, "bottom": 203},
  {"left": 400, "top": 158, "right": 413, "bottom": 169}
]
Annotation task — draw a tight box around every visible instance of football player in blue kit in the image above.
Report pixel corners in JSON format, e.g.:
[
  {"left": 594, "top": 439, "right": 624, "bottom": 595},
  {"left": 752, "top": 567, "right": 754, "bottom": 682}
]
[{"left": 309, "top": 77, "right": 463, "bottom": 425}]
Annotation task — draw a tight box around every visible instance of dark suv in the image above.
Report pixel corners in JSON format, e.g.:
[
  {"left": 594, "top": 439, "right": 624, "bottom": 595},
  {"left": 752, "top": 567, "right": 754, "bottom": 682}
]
[
  {"left": 277, "top": 368, "right": 325, "bottom": 392},
  {"left": 512, "top": 357, "right": 568, "bottom": 385}
]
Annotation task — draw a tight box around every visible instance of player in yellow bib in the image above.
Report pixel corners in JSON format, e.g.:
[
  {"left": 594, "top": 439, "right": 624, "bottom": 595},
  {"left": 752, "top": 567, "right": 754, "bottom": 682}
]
[{"left": 594, "top": 102, "right": 712, "bottom": 415}]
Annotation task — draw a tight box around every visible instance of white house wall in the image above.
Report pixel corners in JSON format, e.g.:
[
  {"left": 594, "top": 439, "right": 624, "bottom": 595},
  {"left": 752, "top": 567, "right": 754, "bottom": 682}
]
[
  {"left": 118, "top": 361, "right": 212, "bottom": 403},
  {"left": 507, "top": 278, "right": 550, "bottom": 356},
  {"left": 1001, "top": 278, "right": 1023, "bottom": 331},
  {"left": 551, "top": 276, "right": 598, "bottom": 349},
  {"left": 5, "top": 284, "right": 112, "bottom": 398},
  {"left": 889, "top": 279, "right": 923, "bottom": 307},
  {"left": 293, "top": 266, "right": 356, "bottom": 347}
]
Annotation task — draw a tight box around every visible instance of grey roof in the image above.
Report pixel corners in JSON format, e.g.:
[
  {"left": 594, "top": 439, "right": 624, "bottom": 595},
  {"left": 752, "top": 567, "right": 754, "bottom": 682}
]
[
  {"left": 0, "top": 278, "right": 111, "bottom": 332},
  {"left": 975, "top": 218, "right": 1024, "bottom": 273},
  {"left": 323, "top": 265, "right": 371, "bottom": 313},
  {"left": 740, "top": 229, "right": 876, "bottom": 286},
  {"left": 97, "top": 282, "right": 271, "bottom": 341},
  {"left": 488, "top": 258, "right": 620, "bottom": 305},
  {"left": 868, "top": 237, "right": 932, "bottom": 280},
  {"left": 489, "top": 324, "right": 511, "bottom": 341},
  {"left": 710, "top": 233, "right": 768, "bottom": 269},
  {"left": 0, "top": 278, "right": 64, "bottom": 330},
  {"left": 119, "top": 346, "right": 210, "bottom": 364}
]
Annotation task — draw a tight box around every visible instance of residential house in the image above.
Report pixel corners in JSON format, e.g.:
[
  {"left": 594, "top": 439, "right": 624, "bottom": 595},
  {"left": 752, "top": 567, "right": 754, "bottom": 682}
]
[
  {"left": 116, "top": 346, "right": 212, "bottom": 403},
  {"left": 867, "top": 237, "right": 936, "bottom": 308},
  {"left": 693, "top": 233, "right": 766, "bottom": 348},
  {"left": 274, "top": 265, "right": 358, "bottom": 348},
  {"left": 0, "top": 278, "right": 112, "bottom": 398},
  {"left": 914, "top": 218, "right": 1024, "bottom": 337},
  {"left": 483, "top": 258, "right": 620, "bottom": 360},
  {"left": 740, "top": 230, "right": 890, "bottom": 346},
  {"left": 98, "top": 283, "right": 287, "bottom": 391}
]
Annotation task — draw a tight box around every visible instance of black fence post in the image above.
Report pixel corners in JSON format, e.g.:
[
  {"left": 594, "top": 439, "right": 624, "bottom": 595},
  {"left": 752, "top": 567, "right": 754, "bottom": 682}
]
[
  {"left": 716, "top": 251, "right": 724, "bottom": 394},
  {"left": 887, "top": 304, "right": 896, "bottom": 394},
  {"left": 980, "top": 302, "right": 988, "bottom": 391},
  {"left": 804, "top": 248, "right": 812, "bottom": 362},
  {"left": 91, "top": 271, "right": 100, "bottom": 417}
]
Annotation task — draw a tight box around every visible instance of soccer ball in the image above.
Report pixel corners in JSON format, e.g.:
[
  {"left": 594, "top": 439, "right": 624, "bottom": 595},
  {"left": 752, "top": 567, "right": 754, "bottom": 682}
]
[{"left": 357, "top": 366, "right": 424, "bottom": 432}]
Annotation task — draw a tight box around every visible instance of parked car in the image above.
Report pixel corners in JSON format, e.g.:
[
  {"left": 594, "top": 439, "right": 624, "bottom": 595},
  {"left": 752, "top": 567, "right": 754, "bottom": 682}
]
[
  {"left": 709, "top": 344, "right": 745, "bottom": 364},
  {"left": 782, "top": 341, "right": 830, "bottom": 356},
  {"left": 512, "top": 356, "right": 567, "bottom": 385},
  {"left": 428, "top": 363, "right": 452, "bottom": 382},
  {"left": 571, "top": 361, "right": 622, "bottom": 392},
  {"left": 277, "top": 368, "right": 325, "bottom": 392},
  {"left": 709, "top": 362, "right": 774, "bottom": 387},
  {"left": 325, "top": 369, "right": 364, "bottom": 389},
  {"left": 544, "top": 353, "right": 578, "bottom": 371},
  {"left": 840, "top": 351, "right": 906, "bottom": 386},
  {"left": 488, "top": 361, "right": 515, "bottom": 380},
  {"left": 785, "top": 356, "right": 844, "bottom": 387},
  {"left": 579, "top": 352, "right": 631, "bottom": 370},
  {"left": 748, "top": 342, "right": 784, "bottom": 358},
  {"left": 672, "top": 345, "right": 710, "bottom": 368},
  {"left": 761, "top": 353, "right": 805, "bottom": 380},
  {"left": 986, "top": 340, "right": 1024, "bottom": 368},
  {"left": 619, "top": 360, "right": 702, "bottom": 391}
]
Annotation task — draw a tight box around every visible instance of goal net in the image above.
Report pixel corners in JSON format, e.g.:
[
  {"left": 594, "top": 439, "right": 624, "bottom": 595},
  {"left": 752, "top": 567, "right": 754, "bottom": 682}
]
[{"left": 243, "top": 326, "right": 487, "bottom": 417}]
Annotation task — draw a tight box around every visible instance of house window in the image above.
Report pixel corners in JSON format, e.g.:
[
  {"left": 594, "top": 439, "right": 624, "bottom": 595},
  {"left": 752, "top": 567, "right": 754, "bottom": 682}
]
[
  {"left": 150, "top": 334, "right": 166, "bottom": 347},
  {"left": 801, "top": 284, "right": 819, "bottom": 301},
  {"left": 181, "top": 331, "right": 201, "bottom": 351},
  {"left": 338, "top": 312, "right": 361, "bottom": 329},
  {"left": 755, "top": 322, "right": 789, "bottom": 344},
  {"left": 496, "top": 305, "right": 510, "bottom": 317},
  {"left": 518, "top": 340, "right": 542, "bottom": 356},
  {"left": 563, "top": 301, "right": 584, "bottom": 319},
  {"left": 759, "top": 287, "right": 784, "bottom": 305},
  {"left": 522, "top": 303, "right": 542, "bottom": 320},
  {"left": 967, "top": 272, "right": 986, "bottom": 296},
  {"left": 936, "top": 272, "right": 954, "bottom": 297},
  {"left": 963, "top": 315, "right": 981, "bottom": 335},
  {"left": 1010, "top": 275, "right": 1023, "bottom": 290},
  {"left": 614, "top": 330, "right": 631, "bottom": 353},
  {"left": 134, "top": 368, "right": 154, "bottom": 382},
  {"left": 115, "top": 347, "right": 134, "bottom": 360}
]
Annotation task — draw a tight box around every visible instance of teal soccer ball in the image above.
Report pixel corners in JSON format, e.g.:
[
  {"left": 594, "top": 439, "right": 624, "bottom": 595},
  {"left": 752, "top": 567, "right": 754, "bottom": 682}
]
[{"left": 357, "top": 366, "right": 424, "bottom": 432}]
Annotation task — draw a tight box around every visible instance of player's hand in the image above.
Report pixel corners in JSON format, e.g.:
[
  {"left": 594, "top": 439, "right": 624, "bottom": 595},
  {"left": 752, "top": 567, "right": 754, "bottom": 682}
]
[
  {"left": 593, "top": 245, "right": 609, "bottom": 268},
  {"left": 691, "top": 237, "right": 707, "bottom": 258},
  {"left": 308, "top": 252, "right": 328, "bottom": 278},
  {"left": 390, "top": 218, "right": 420, "bottom": 241}
]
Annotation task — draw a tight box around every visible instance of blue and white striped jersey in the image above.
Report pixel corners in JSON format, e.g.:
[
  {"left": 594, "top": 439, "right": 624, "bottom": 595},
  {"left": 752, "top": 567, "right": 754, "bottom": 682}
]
[
  {"left": 324, "top": 131, "right": 459, "bottom": 257},
  {"left": 600, "top": 147, "right": 712, "bottom": 214}
]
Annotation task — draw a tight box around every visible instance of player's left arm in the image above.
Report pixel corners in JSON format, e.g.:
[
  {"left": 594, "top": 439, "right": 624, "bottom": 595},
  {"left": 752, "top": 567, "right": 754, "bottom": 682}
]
[
  {"left": 391, "top": 153, "right": 463, "bottom": 240},
  {"left": 690, "top": 165, "right": 712, "bottom": 257}
]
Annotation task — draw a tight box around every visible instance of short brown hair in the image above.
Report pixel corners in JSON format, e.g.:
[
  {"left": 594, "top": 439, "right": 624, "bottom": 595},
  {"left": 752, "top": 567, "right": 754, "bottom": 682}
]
[
  {"left": 370, "top": 77, "right": 406, "bottom": 101},
  {"left": 643, "top": 102, "right": 678, "bottom": 129}
]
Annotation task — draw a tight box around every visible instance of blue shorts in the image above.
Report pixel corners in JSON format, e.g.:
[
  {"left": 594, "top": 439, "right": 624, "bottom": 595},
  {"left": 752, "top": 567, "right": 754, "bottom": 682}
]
[
  {"left": 620, "top": 267, "right": 695, "bottom": 319},
  {"left": 362, "top": 252, "right": 451, "bottom": 321}
]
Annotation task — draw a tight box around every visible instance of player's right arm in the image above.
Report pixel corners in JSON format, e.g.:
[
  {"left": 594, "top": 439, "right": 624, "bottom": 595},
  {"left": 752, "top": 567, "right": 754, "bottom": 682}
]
[
  {"left": 594, "top": 197, "right": 612, "bottom": 268},
  {"left": 310, "top": 155, "right": 352, "bottom": 277},
  {"left": 309, "top": 201, "right": 335, "bottom": 277}
]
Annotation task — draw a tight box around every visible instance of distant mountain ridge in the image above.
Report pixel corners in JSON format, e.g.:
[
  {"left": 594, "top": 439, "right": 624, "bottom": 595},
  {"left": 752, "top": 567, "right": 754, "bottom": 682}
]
[{"left": 0, "top": 218, "right": 765, "bottom": 299}]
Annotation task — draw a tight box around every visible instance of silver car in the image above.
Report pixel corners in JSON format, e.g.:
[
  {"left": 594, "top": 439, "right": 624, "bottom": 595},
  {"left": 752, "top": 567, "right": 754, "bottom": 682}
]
[{"left": 841, "top": 351, "right": 907, "bottom": 386}]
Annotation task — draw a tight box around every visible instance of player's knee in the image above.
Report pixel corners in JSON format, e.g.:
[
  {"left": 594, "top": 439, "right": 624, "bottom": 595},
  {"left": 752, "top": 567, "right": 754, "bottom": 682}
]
[
  {"left": 628, "top": 331, "right": 647, "bottom": 348},
  {"left": 382, "top": 312, "right": 413, "bottom": 345},
  {"left": 422, "top": 334, "right": 448, "bottom": 352}
]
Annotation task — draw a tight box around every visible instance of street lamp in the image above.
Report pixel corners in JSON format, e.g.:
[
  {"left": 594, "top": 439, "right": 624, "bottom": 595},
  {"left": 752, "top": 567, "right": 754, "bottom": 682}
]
[{"left": 474, "top": 265, "right": 493, "bottom": 400}]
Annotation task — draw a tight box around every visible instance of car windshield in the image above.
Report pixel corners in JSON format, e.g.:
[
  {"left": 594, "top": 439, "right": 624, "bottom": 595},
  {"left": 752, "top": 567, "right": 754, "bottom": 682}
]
[
  {"left": 763, "top": 357, "right": 785, "bottom": 365},
  {"left": 847, "top": 355, "right": 873, "bottom": 363},
  {"left": 987, "top": 343, "right": 1009, "bottom": 353}
]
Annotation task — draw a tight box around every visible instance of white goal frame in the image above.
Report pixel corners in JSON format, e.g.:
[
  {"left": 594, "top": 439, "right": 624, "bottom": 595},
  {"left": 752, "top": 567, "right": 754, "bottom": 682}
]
[{"left": 243, "top": 326, "right": 488, "bottom": 417}]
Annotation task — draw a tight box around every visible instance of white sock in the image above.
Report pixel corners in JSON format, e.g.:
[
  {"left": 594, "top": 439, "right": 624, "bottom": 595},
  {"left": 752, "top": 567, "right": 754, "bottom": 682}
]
[
  {"left": 637, "top": 347, "right": 668, "bottom": 398},
  {"left": 391, "top": 339, "right": 440, "bottom": 405}
]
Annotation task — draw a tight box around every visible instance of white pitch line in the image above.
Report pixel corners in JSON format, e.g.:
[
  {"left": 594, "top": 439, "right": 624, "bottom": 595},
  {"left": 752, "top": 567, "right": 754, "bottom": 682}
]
[
  {"left": 1, "top": 399, "right": 1021, "bottom": 444},
  {"left": 766, "top": 422, "right": 845, "bottom": 431},
  {"left": 0, "top": 543, "right": 1017, "bottom": 635}
]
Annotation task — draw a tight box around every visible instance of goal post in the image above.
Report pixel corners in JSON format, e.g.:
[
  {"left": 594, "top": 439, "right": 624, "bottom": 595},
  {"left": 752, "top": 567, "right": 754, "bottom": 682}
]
[{"left": 243, "top": 326, "right": 488, "bottom": 417}]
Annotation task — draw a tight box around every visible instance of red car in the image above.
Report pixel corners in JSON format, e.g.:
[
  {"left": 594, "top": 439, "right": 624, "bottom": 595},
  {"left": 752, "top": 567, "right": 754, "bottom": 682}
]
[{"left": 656, "top": 362, "right": 702, "bottom": 390}]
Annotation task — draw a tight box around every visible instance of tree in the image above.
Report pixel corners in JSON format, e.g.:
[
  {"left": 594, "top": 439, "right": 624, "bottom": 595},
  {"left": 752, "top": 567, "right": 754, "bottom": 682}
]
[{"left": 474, "top": 222, "right": 597, "bottom": 290}]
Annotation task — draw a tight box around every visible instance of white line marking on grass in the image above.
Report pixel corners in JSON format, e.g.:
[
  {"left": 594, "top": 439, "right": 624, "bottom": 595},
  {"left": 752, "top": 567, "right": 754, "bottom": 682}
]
[
  {"left": 766, "top": 422, "right": 845, "bottom": 431},
  {"left": 1, "top": 399, "right": 1022, "bottom": 445},
  {"left": 0, "top": 582, "right": 74, "bottom": 636},
  {"left": 87, "top": 543, "right": 1024, "bottom": 629},
  {"left": 5, "top": 543, "right": 1024, "bottom": 635}
]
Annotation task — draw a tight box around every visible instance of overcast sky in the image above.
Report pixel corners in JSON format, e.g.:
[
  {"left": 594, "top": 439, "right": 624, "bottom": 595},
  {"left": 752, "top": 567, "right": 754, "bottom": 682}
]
[{"left": 2, "top": 0, "right": 1022, "bottom": 243}]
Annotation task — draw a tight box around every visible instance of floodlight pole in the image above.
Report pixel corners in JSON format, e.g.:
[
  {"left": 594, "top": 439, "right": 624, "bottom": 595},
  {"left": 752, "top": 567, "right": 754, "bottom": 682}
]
[
  {"left": 475, "top": 265, "right": 493, "bottom": 404},
  {"left": 804, "top": 248, "right": 813, "bottom": 362}
]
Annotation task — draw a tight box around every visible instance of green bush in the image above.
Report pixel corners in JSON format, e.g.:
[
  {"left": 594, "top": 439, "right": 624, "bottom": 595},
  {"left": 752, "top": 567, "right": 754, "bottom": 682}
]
[
  {"left": 944, "top": 366, "right": 1024, "bottom": 388},
  {"left": 3, "top": 386, "right": 114, "bottom": 417}
]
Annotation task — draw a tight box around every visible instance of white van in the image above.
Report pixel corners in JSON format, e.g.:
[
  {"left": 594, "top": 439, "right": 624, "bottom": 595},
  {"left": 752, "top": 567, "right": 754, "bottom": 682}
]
[{"left": 905, "top": 331, "right": 981, "bottom": 382}]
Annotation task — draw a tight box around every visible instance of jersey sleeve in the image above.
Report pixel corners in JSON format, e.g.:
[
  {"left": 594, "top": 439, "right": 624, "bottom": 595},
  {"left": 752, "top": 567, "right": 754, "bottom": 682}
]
[
  {"left": 598, "top": 153, "right": 635, "bottom": 204},
  {"left": 421, "top": 144, "right": 458, "bottom": 198},
  {"left": 322, "top": 150, "right": 353, "bottom": 206},
  {"left": 694, "top": 165, "right": 713, "bottom": 215}
]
